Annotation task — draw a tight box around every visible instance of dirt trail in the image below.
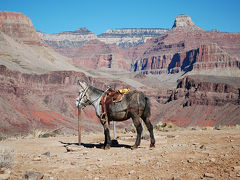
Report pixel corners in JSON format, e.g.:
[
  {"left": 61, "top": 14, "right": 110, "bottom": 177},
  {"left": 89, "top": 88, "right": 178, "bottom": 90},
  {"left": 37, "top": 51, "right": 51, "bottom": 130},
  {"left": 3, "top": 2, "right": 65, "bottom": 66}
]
[{"left": 1, "top": 129, "right": 240, "bottom": 180}]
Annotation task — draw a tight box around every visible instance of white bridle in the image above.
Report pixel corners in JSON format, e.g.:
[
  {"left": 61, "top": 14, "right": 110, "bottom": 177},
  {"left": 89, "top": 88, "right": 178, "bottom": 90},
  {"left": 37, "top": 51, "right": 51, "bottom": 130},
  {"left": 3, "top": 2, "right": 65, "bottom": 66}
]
[
  {"left": 76, "top": 86, "right": 104, "bottom": 108},
  {"left": 76, "top": 86, "right": 90, "bottom": 108}
]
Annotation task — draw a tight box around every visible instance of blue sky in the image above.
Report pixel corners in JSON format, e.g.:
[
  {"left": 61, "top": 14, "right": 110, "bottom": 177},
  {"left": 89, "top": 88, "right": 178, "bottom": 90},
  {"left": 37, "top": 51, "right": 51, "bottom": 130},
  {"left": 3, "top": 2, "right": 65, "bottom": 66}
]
[{"left": 1, "top": 0, "right": 240, "bottom": 35}]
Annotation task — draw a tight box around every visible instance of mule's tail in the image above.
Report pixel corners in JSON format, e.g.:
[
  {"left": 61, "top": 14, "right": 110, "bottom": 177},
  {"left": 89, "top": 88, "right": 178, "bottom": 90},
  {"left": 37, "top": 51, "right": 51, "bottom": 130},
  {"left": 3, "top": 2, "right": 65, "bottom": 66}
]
[{"left": 143, "top": 94, "right": 151, "bottom": 118}]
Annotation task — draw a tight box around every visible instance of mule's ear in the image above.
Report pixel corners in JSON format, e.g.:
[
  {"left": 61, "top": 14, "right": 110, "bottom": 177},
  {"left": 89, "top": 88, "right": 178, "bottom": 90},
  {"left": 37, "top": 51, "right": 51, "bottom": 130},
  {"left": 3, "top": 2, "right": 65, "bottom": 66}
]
[{"left": 78, "top": 81, "right": 88, "bottom": 89}]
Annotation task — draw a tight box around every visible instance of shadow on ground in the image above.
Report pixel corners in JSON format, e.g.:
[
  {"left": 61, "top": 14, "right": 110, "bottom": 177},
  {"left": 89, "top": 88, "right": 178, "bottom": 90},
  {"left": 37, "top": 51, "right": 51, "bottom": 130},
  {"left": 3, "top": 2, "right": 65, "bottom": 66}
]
[{"left": 59, "top": 140, "right": 131, "bottom": 149}]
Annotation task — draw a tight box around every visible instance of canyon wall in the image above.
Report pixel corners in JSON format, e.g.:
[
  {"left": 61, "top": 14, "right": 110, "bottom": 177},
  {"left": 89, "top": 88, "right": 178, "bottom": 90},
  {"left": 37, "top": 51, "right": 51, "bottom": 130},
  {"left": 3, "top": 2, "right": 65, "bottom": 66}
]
[
  {"left": 0, "top": 11, "right": 79, "bottom": 74},
  {"left": 0, "top": 11, "right": 240, "bottom": 135},
  {"left": 98, "top": 28, "right": 168, "bottom": 48},
  {"left": 160, "top": 75, "right": 240, "bottom": 127},
  {"left": 132, "top": 43, "right": 240, "bottom": 75},
  {"left": 0, "top": 11, "right": 41, "bottom": 45},
  {"left": 38, "top": 14, "right": 240, "bottom": 75},
  {"left": 0, "top": 65, "right": 132, "bottom": 135},
  {"left": 38, "top": 28, "right": 168, "bottom": 70}
]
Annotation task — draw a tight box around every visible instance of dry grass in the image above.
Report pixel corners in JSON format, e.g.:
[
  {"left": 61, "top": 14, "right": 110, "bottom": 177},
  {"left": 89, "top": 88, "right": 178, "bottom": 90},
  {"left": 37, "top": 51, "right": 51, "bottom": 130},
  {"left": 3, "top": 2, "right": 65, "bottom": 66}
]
[
  {"left": 25, "top": 128, "right": 63, "bottom": 138},
  {"left": 0, "top": 146, "right": 14, "bottom": 169},
  {"left": 154, "top": 122, "right": 177, "bottom": 131},
  {"left": 0, "top": 133, "right": 7, "bottom": 141}
]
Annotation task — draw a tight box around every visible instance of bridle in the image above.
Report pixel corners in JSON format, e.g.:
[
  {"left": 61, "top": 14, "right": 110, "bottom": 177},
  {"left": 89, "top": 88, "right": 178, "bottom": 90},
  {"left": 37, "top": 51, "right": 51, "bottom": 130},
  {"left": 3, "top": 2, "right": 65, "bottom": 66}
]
[{"left": 77, "top": 86, "right": 104, "bottom": 108}]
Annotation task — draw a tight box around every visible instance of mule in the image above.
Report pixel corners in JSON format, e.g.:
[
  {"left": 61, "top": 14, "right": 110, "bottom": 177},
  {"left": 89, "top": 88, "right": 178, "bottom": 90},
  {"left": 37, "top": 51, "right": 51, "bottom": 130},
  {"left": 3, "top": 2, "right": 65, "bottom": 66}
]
[{"left": 76, "top": 81, "right": 155, "bottom": 150}]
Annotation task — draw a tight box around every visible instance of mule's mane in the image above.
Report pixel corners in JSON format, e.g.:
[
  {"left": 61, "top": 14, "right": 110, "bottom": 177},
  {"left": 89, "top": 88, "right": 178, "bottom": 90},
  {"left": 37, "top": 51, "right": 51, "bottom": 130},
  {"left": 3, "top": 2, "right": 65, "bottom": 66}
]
[{"left": 88, "top": 85, "right": 104, "bottom": 95}]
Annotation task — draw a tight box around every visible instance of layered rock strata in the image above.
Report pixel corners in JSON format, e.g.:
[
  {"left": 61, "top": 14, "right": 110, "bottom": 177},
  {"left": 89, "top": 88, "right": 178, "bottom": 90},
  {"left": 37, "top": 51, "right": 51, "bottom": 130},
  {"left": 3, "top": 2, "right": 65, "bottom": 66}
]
[
  {"left": 0, "top": 11, "right": 78, "bottom": 74},
  {"left": 132, "top": 43, "right": 240, "bottom": 75},
  {"left": 37, "top": 28, "right": 97, "bottom": 57},
  {"left": 98, "top": 28, "right": 168, "bottom": 48},
  {"left": 168, "top": 75, "right": 240, "bottom": 106},
  {"left": 0, "top": 11, "right": 41, "bottom": 45},
  {"left": 0, "top": 65, "right": 131, "bottom": 135},
  {"left": 71, "top": 39, "right": 130, "bottom": 70}
]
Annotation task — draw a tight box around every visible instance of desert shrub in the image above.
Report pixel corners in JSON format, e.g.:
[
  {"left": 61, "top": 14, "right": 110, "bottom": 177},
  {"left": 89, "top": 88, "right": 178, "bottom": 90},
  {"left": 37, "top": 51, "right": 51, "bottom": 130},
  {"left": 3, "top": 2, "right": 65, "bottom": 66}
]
[
  {"left": 26, "top": 128, "right": 63, "bottom": 138},
  {"left": 0, "top": 146, "right": 14, "bottom": 169},
  {"left": 27, "top": 129, "right": 49, "bottom": 138},
  {"left": 154, "top": 122, "right": 177, "bottom": 131},
  {"left": 0, "top": 133, "right": 7, "bottom": 141}
]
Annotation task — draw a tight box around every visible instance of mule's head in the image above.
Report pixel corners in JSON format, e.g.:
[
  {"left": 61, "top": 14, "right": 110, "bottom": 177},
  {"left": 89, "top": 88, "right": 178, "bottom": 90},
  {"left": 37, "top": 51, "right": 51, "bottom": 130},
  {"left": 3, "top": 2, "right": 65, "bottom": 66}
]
[{"left": 76, "top": 81, "right": 91, "bottom": 108}]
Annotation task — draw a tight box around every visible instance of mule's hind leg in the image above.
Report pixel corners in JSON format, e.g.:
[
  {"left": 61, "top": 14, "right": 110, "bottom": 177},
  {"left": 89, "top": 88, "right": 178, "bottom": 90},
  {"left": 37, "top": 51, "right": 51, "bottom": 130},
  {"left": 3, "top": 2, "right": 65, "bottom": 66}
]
[
  {"left": 131, "top": 114, "right": 143, "bottom": 150},
  {"left": 142, "top": 116, "right": 155, "bottom": 148}
]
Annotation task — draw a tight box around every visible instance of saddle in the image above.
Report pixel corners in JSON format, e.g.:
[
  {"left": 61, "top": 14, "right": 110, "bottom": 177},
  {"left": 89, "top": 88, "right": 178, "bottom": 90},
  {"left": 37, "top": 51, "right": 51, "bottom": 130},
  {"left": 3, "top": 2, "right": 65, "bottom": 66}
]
[{"left": 100, "top": 88, "right": 130, "bottom": 120}]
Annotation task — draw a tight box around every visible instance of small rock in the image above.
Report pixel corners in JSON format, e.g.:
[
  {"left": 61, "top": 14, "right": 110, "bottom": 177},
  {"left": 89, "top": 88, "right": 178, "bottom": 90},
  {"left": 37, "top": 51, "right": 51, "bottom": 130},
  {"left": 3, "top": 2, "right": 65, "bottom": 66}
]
[
  {"left": 84, "top": 166, "right": 91, "bottom": 171},
  {"left": 70, "top": 161, "right": 77, "bottom": 165},
  {"left": 0, "top": 168, "right": 9, "bottom": 175},
  {"left": 24, "top": 171, "right": 44, "bottom": 180},
  {"left": 200, "top": 145, "right": 206, "bottom": 149},
  {"left": 42, "top": 152, "right": 50, "bottom": 157},
  {"left": 172, "top": 176, "right": 181, "bottom": 180},
  {"left": 171, "top": 144, "right": 178, "bottom": 148},
  {"left": 0, "top": 173, "right": 10, "bottom": 180},
  {"left": 236, "top": 173, "right": 240, "bottom": 177},
  {"left": 192, "top": 142, "right": 200, "bottom": 146},
  {"left": 97, "top": 158, "right": 102, "bottom": 161},
  {"left": 233, "top": 166, "right": 240, "bottom": 172},
  {"left": 204, "top": 173, "right": 214, "bottom": 178},
  {"left": 0, "top": 169, "right": 11, "bottom": 180},
  {"left": 33, "top": 157, "right": 41, "bottom": 161},
  {"left": 187, "top": 159, "right": 194, "bottom": 163},
  {"left": 82, "top": 151, "right": 88, "bottom": 155},
  {"left": 167, "top": 135, "right": 175, "bottom": 138},
  {"left": 96, "top": 164, "right": 103, "bottom": 168},
  {"left": 129, "top": 170, "right": 135, "bottom": 174},
  {"left": 157, "top": 162, "right": 162, "bottom": 167},
  {"left": 66, "top": 145, "right": 83, "bottom": 152},
  {"left": 85, "top": 157, "right": 90, "bottom": 159},
  {"left": 209, "top": 158, "right": 216, "bottom": 162}
]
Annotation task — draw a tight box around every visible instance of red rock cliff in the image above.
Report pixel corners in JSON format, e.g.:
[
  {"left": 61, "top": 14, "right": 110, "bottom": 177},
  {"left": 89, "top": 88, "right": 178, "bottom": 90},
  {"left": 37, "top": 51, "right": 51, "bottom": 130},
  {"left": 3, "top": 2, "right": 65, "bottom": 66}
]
[
  {"left": 0, "top": 11, "right": 41, "bottom": 45},
  {"left": 161, "top": 75, "right": 240, "bottom": 127},
  {"left": 0, "top": 65, "right": 131, "bottom": 135}
]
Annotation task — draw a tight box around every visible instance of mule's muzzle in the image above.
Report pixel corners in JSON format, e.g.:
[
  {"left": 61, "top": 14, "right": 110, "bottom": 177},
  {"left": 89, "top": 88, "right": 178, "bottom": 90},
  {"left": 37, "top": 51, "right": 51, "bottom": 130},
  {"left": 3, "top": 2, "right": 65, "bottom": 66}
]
[{"left": 76, "top": 97, "right": 81, "bottom": 108}]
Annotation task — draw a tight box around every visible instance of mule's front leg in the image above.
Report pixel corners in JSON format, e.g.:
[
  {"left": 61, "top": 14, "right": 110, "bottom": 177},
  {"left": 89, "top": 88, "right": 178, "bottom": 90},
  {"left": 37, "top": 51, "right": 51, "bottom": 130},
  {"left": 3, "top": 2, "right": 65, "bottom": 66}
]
[
  {"left": 101, "top": 120, "right": 111, "bottom": 150},
  {"left": 132, "top": 116, "right": 143, "bottom": 150}
]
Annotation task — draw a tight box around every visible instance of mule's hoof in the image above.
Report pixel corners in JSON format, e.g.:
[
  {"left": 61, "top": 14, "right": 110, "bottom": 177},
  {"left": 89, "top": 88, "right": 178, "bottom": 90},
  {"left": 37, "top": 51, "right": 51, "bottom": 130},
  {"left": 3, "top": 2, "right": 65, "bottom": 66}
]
[
  {"left": 131, "top": 146, "right": 138, "bottom": 150},
  {"left": 150, "top": 144, "right": 155, "bottom": 148},
  {"left": 104, "top": 145, "right": 110, "bottom": 150}
]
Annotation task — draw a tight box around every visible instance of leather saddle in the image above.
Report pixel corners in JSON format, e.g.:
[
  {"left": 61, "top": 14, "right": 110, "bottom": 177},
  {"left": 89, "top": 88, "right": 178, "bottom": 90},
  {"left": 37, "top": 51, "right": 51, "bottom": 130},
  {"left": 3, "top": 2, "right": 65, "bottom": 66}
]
[{"left": 100, "top": 88, "right": 129, "bottom": 120}]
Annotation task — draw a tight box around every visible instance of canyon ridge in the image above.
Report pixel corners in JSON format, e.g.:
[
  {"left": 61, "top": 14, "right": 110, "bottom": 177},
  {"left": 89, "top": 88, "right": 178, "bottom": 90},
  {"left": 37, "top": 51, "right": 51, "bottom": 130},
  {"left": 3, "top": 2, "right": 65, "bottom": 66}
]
[{"left": 0, "top": 11, "right": 239, "bottom": 135}]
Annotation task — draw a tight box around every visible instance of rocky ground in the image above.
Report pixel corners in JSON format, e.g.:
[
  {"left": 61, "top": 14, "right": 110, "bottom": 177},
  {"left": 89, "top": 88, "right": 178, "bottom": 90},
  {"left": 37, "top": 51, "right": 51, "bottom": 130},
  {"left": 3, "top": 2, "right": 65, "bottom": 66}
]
[{"left": 1, "top": 128, "right": 240, "bottom": 180}]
